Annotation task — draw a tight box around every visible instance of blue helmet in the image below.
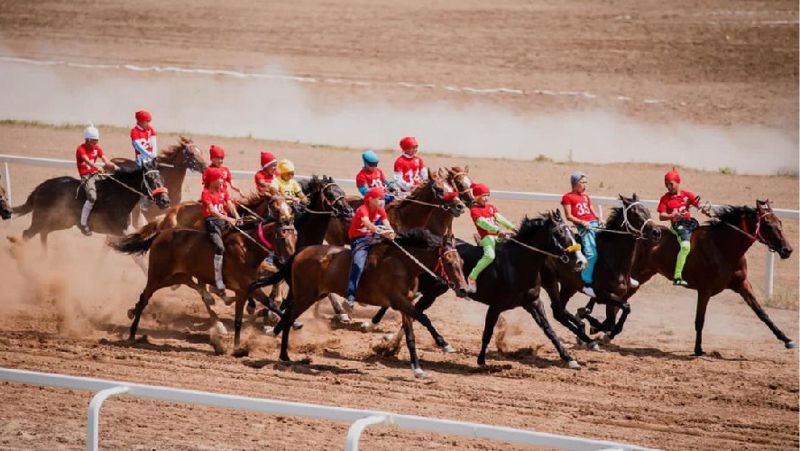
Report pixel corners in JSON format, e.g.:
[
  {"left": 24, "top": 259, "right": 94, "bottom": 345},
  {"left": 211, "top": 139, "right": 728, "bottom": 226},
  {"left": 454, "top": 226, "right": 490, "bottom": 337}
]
[{"left": 362, "top": 149, "right": 379, "bottom": 166}]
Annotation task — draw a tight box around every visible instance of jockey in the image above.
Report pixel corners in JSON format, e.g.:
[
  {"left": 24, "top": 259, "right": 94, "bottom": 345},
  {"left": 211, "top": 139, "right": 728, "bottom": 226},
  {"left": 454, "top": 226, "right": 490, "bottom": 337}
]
[
  {"left": 130, "top": 110, "right": 158, "bottom": 168},
  {"left": 76, "top": 125, "right": 117, "bottom": 236},
  {"left": 466, "top": 183, "right": 516, "bottom": 293},
  {"left": 255, "top": 151, "right": 278, "bottom": 195},
  {"left": 393, "top": 136, "right": 428, "bottom": 193},
  {"left": 202, "top": 145, "right": 243, "bottom": 197},
  {"left": 657, "top": 168, "right": 709, "bottom": 286},
  {"left": 562, "top": 171, "right": 602, "bottom": 297},
  {"left": 356, "top": 149, "right": 395, "bottom": 204},
  {"left": 201, "top": 166, "right": 240, "bottom": 296},
  {"left": 270, "top": 159, "right": 308, "bottom": 207},
  {"left": 344, "top": 187, "right": 395, "bottom": 311}
]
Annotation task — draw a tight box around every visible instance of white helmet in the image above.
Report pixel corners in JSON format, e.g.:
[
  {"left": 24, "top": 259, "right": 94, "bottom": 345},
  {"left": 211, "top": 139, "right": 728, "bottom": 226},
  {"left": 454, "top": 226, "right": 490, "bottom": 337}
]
[{"left": 84, "top": 124, "right": 100, "bottom": 140}]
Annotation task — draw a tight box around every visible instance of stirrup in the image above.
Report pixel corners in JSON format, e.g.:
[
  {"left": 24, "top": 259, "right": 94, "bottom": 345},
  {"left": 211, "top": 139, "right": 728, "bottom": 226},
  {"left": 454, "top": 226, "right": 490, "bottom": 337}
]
[{"left": 673, "top": 278, "right": 688, "bottom": 287}]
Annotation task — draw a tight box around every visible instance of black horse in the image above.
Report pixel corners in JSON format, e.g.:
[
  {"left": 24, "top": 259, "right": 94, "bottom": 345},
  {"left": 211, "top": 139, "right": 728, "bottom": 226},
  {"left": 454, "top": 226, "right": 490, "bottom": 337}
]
[
  {"left": 12, "top": 159, "right": 170, "bottom": 246},
  {"left": 0, "top": 175, "right": 11, "bottom": 220},
  {"left": 540, "top": 194, "right": 661, "bottom": 347},
  {"left": 371, "top": 211, "right": 588, "bottom": 368}
]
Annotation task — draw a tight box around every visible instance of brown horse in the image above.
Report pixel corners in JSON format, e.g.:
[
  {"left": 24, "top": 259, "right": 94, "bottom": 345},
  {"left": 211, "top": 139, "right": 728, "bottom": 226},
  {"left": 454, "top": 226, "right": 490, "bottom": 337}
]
[
  {"left": 116, "top": 136, "right": 207, "bottom": 226},
  {"left": 585, "top": 200, "right": 795, "bottom": 356},
  {"left": 111, "top": 217, "right": 297, "bottom": 351},
  {"left": 256, "top": 230, "right": 469, "bottom": 377},
  {"left": 0, "top": 176, "right": 11, "bottom": 220}
]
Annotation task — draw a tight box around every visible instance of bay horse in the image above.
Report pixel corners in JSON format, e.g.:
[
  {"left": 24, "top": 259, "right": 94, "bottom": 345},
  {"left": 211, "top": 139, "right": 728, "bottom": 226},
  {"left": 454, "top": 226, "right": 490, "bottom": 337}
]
[
  {"left": 0, "top": 176, "right": 11, "bottom": 220},
  {"left": 585, "top": 200, "right": 795, "bottom": 356},
  {"left": 255, "top": 229, "right": 469, "bottom": 377},
  {"left": 111, "top": 217, "right": 297, "bottom": 352},
  {"left": 12, "top": 159, "right": 170, "bottom": 246},
  {"left": 540, "top": 194, "right": 661, "bottom": 347},
  {"left": 120, "top": 136, "right": 207, "bottom": 226},
  {"left": 372, "top": 212, "right": 588, "bottom": 369}
]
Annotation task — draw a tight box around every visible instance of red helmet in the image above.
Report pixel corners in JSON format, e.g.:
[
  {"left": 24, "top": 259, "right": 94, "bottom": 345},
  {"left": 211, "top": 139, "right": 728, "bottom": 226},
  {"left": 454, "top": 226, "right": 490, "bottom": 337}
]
[
  {"left": 664, "top": 167, "right": 681, "bottom": 184},
  {"left": 399, "top": 136, "right": 418, "bottom": 151},
  {"left": 135, "top": 110, "right": 152, "bottom": 123},
  {"left": 471, "top": 183, "right": 490, "bottom": 197},
  {"left": 209, "top": 145, "right": 225, "bottom": 160},
  {"left": 204, "top": 167, "right": 223, "bottom": 186},
  {"left": 260, "top": 151, "right": 277, "bottom": 168},
  {"left": 365, "top": 187, "right": 385, "bottom": 201}
]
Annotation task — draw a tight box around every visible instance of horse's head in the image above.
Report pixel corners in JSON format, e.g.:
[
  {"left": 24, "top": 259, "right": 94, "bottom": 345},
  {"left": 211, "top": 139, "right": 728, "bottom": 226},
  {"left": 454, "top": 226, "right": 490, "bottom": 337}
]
[
  {"left": 618, "top": 193, "right": 661, "bottom": 241},
  {"left": 309, "top": 175, "right": 353, "bottom": 221},
  {"left": 438, "top": 234, "right": 469, "bottom": 298},
  {"left": 754, "top": 199, "right": 793, "bottom": 259},
  {"left": 446, "top": 166, "right": 475, "bottom": 207},
  {"left": 517, "top": 211, "right": 586, "bottom": 271},
  {"left": 0, "top": 179, "right": 11, "bottom": 220},
  {"left": 261, "top": 219, "right": 297, "bottom": 265},
  {"left": 430, "top": 168, "right": 466, "bottom": 216},
  {"left": 141, "top": 159, "right": 171, "bottom": 209},
  {"left": 267, "top": 194, "right": 295, "bottom": 225},
  {"left": 173, "top": 136, "right": 207, "bottom": 173}
]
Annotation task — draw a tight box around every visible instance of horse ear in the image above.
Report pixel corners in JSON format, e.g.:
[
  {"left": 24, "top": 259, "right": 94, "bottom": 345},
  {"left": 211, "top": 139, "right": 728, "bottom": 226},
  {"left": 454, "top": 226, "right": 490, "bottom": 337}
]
[
  {"left": 554, "top": 209, "right": 562, "bottom": 220},
  {"left": 633, "top": 192, "right": 639, "bottom": 201}
]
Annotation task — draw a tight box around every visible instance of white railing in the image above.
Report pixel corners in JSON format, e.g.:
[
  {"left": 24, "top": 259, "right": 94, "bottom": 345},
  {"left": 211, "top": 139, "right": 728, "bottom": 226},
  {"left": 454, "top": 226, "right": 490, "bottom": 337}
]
[
  {"left": 0, "top": 153, "right": 796, "bottom": 297},
  {"left": 0, "top": 367, "right": 650, "bottom": 451}
]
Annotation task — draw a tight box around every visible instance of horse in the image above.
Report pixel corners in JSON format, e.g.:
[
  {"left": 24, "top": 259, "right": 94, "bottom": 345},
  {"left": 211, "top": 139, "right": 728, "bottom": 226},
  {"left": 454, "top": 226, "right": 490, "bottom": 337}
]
[
  {"left": 584, "top": 200, "right": 795, "bottom": 356},
  {"left": 540, "top": 194, "right": 661, "bottom": 347},
  {"left": 444, "top": 165, "right": 476, "bottom": 207},
  {"left": 254, "top": 229, "right": 469, "bottom": 377},
  {"left": 118, "top": 136, "right": 207, "bottom": 226},
  {"left": 0, "top": 176, "right": 11, "bottom": 220},
  {"left": 12, "top": 159, "right": 170, "bottom": 247},
  {"left": 111, "top": 217, "right": 297, "bottom": 352},
  {"left": 371, "top": 212, "right": 588, "bottom": 369}
]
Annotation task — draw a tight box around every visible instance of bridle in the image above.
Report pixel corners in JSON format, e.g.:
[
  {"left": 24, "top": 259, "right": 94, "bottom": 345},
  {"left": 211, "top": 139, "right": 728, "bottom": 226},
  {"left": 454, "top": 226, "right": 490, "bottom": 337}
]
[
  {"left": 180, "top": 143, "right": 205, "bottom": 173},
  {"left": 727, "top": 210, "right": 775, "bottom": 247},
  {"left": 449, "top": 171, "right": 474, "bottom": 204},
  {"left": 619, "top": 201, "right": 654, "bottom": 237},
  {"left": 399, "top": 179, "right": 463, "bottom": 215},
  {"left": 506, "top": 220, "right": 582, "bottom": 263},
  {"left": 432, "top": 241, "right": 461, "bottom": 288}
]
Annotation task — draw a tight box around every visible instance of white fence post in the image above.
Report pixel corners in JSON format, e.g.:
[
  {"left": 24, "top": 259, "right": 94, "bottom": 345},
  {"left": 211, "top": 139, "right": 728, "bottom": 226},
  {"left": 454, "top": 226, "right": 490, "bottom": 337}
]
[
  {"left": 2, "top": 161, "right": 10, "bottom": 204},
  {"left": 344, "top": 414, "right": 390, "bottom": 451},
  {"left": 86, "top": 386, "right": 130, "bottom": 451},
  {"left": 765, "top": 251, "right": 775, "bottom": 299}
]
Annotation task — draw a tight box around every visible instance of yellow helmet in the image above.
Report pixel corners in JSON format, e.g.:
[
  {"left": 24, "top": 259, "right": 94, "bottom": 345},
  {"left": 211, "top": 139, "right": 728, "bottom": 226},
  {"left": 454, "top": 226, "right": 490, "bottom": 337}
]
[{"left": 277, "top": 159, "right": 295, "bottom": 174}]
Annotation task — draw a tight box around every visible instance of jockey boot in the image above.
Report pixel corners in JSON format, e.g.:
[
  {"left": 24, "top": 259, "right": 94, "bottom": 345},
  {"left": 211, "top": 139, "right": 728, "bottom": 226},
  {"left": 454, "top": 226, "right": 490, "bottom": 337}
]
[
  {"left": 212, "top": 254, "right": 226, "bottom": 296},
  {"left": 79, "top": 200, "right": 94, "bottom": 236},
  {"left": 629, "top": 278, "right": 640, "bottom": 289},
  {"left": 581, "top": 284, "right": 596, "bottom": 298},
  {"left": 466, "top": 278, "right": 477, "bottom": 294}
]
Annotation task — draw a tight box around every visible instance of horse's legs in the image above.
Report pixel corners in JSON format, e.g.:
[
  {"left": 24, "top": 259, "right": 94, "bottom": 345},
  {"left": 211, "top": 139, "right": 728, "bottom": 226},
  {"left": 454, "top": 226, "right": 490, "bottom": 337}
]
[
  {"left": 233, "top": 294, "right": 246, "bottom": 350},
  {"left": 730, "top": 279, "right": 796, "bottom": 349},
  {"left": 327, "top": 294, "right": 350, "bottom": 322},
  {"left": 693, "top": 291, "right": 712, "bottom": 356},
  {"left": 401, "top": 313, "right": 425, "bottom": 377},
  {"left": 477, "top": 306, "right": 502, "bottom": 366},
  {"left": 277, "top": 300, "right": 295, "bottom": 361},
  {"left": 394, "top": 298, "right": 453, "bottom": 352},
  {"left": 608, "top": 302, "right": 631, "bottom": 339},
  {"left": 546, "top": 283, "right": 595, "bottom": 346},
  {"left": 523, "top": 294, "right": 579, "bottom": 368},
  {"left": 129, "top": 288, "right": 154, "bottom": 341}
]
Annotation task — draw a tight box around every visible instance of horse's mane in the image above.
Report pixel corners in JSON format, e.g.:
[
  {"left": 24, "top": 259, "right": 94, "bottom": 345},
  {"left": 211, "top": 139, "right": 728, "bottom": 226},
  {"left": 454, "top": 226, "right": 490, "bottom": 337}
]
[
  {"left": 158, "top": 136, "right": 193, "bottom": 161},
  {"left": 407, "top": 178, "right": 434, "bottom": 198},
  {"left": 394, "top": 228, "right": 443, "bottom": 249},
  {"left": 707, "top": 205, "right": 756, "bottom": 228},
  {"left": 239, "top": 191, "right": 266, "bottom": 207},
  {"left": 605, "top": 207, "right": 624, "bottom": 229},
  {"left": 513, "top": 214, "right": 551, "bottom": 242},
  {"left": 302, "top": 174, "right": 335, "bottom": 194}
]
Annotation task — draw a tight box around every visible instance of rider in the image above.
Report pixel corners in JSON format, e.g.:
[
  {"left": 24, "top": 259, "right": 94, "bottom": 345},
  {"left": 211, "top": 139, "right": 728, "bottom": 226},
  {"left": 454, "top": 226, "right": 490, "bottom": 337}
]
[
  {"left": 344, "top": 187, "right": 396, "bottom": 311},
  {"left": 130, "top": 110, "right": 158, "bottom": 167},
  {"left": 356, "top": 149, "right": 396, "bottom": 204},
  {"left": 393, "top": 136, "right": 428, "bottom": 194},
  {"left": 202, "top": 145, "right": 243, "bottom": 197},
  {"left": 562, "top": 171, "right": 602, "bottom": 297},
  {"left": 255, "top": 151, "right": 278, "bottom": 195},
  {"left": 270, "top": 159, "right": 308, "bottom": 208},
  {"left": 466, "top": 183, "right": 516, "bottom": 293},
  {"left": 76, "top": 124, "right": 117, "bottom": 236},
  {"left": 657, "top": 168, "right": 709, "bottom": 287},
  {"left": 201, "top": 166, "right": 241, "bottom": 296}
]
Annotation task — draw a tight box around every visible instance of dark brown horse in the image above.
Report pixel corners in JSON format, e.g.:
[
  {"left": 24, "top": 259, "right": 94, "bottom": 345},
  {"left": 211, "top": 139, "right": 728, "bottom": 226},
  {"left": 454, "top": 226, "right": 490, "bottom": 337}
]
[
  {"left": 0, "top": 176, "right": 11, "bottom": 220},
  {"left": 111, "top": 217, "right": 297, "bottom": 352},
  {"left": 256, "top": 230, "right": 469, "bottom": 377},
  {"left": 540, "top": 194, "right": 661, "bottom": 347},
  {"left": 12, "top": 159, "right": 170, "bottom": 247},
  {"left": 585, "top": 200, "right": 795, "bottom": 356}
]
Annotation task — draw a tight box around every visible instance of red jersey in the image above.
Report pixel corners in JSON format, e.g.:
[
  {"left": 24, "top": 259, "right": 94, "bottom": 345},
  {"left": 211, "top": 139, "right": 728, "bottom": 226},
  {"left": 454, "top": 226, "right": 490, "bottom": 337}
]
[
  {"left": 355, "top": 167, "right": 388, "bottom": 191},
  {"left": 254, "top": 170, "right": 275, "bottom": 193},
  {"left": 202, "top": 165, "right": 233, "bottom": 192},
  {"left": 76, "top": 144, "right": 104, "bottom": 176},
  {"left": 201, "top": 188, "right": 230, "bottom": 218},
  {"left": 657, "top": 190, "right": 699, "bottom": 222},
  {"left": 348, "top": 204, "right": 388, "bottom": 240},
  {"left": 130, "top": 125, "right": 157, "bottom": 157},
  {"left": 471, "top": 203, "right": 500, "bottom": 239},
  {"left": 393, "top": 155, "right": 426, "bottom": 187},
  {"left": 561, "top": 192, "right": 598, "bottom": 222}
]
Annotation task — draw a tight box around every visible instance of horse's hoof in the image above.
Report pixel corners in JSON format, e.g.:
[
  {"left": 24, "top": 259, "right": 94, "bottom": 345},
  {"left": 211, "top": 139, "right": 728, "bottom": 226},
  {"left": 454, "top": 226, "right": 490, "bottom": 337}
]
[
  {"left": 785, "top": 341, "right": 797, "bottom": 349},
  {"left": 588, "top": 341, "right": 601, "bottom": 351},
  {"left": 382, "top": 333, "right": 396, "bottom": 341},
  {"left": 232, "top": 348, "right": 249, "bottom": 358},
  {"left": 291, "top": 320, "right": 304, "bottom": 330},
  {"left": 441, "top": 344, "right": 456, "bottom": 354},
  {"left": 126, "top": 309, "right": 135, "bottom": 320},
  {"left": 567, "top": 360, "right": 581, "bottom": 370},
  {"left": 577, "top": 307, "right": 589, "bottom": 318},
  {"left": 263, "top": 326, "right": 278, "bottom": 337},
  {"left": 246, "top": 304, "right": 255, "bottom": 316},
  {"left": 360, "top": 321, "right": 374, "bottom": 332},
  {"left": 413, "top": 368, "right": 428, "bottom": 379},
  {"left": 215, "top": 322, "right": 228, "bottom": 336},
  {"left": 335, "top": 313, "right": 352, "bottom": 323}
]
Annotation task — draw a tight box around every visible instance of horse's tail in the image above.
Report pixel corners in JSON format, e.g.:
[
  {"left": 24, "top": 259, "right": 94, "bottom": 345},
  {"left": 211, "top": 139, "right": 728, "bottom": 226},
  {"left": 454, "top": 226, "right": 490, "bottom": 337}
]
[
  {"left": 11, "top": 187, "right": 37, "bottom": 216},
  {"left": 250, "top": 254, "right": 296, "bottom": 293},
  {"left": 109, "top": 230, "right": 160, "bottom": 255}
]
